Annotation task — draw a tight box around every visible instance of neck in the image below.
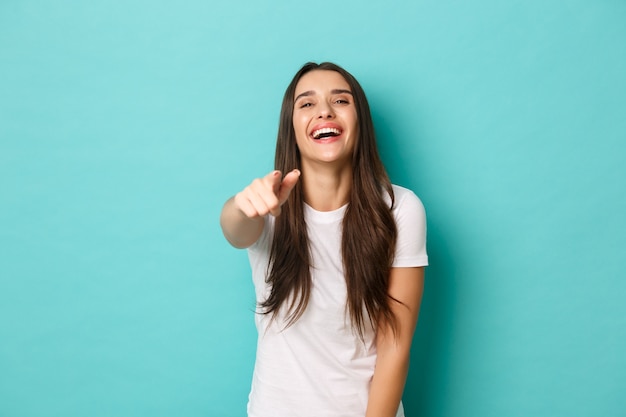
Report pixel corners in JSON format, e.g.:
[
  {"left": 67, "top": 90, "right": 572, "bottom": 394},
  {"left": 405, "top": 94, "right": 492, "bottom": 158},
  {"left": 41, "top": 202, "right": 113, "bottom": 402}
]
[{"left": 300, "top": 161, "right": 352, "bottom": 212}]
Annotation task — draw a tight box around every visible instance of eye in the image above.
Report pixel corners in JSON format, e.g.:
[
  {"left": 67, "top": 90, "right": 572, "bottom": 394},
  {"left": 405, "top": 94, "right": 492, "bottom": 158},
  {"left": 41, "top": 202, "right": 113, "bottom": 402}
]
[
  {"left": 334, "top": 98, "right": 350, "bottom": 105},
  {"left": 298, "top": 102, "right": 313, "bottom": 109}
]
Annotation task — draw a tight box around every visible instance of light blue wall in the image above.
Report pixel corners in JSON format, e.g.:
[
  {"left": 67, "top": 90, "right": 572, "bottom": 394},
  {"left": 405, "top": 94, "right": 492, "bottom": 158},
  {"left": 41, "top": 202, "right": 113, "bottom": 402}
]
[{"left": 1, "top": 1, "right": 624, "bottom": 416}]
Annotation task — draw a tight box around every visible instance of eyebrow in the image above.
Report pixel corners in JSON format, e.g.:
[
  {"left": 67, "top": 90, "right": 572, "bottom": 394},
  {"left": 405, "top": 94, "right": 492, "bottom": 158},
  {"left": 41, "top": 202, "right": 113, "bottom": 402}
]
[{"left": 294, "top": 89, "right": 353, "bottom": 102}]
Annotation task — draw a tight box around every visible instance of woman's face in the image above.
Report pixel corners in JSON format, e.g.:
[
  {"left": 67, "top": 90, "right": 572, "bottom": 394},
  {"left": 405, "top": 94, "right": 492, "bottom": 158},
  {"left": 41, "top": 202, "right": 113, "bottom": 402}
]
[{"left": 292, "top": 70, "right": 358, "bottom": 168}]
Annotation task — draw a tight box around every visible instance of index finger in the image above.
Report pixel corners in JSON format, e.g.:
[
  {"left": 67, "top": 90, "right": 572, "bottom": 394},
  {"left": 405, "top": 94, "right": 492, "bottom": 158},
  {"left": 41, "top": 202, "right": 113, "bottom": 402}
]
[{"left": 262, "top": 170, "right": 282, "bottom": 195}]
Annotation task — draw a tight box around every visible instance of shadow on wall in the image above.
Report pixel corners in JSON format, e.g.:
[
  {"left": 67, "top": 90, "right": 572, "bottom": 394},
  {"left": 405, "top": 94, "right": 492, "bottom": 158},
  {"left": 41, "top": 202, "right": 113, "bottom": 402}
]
[{"left": 373, "top": 107, "right": 457, "bottom": 417}]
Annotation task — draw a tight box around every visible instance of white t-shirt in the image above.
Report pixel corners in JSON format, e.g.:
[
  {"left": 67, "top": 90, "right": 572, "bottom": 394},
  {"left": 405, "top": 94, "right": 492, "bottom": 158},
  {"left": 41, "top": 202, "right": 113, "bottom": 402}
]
[{"left": 246, "top": 185, "right": 428, "bottom": 417}]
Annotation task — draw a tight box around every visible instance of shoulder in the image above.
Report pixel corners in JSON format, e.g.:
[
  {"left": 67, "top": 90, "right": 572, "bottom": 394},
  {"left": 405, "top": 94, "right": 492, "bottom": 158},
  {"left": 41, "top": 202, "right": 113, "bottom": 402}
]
[
  {"left": 390, "top": 184, "right": 426, "bottom": 216},
  {"left": 391, "top": 184, "right": 419, "bottom": 201}
]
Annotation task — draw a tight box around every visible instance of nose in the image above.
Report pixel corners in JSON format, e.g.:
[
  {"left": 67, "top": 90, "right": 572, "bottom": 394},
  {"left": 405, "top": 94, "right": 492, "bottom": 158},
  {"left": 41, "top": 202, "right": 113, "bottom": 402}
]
[{"left": 317, "top": 102, "right": 335, "bottom": 119}]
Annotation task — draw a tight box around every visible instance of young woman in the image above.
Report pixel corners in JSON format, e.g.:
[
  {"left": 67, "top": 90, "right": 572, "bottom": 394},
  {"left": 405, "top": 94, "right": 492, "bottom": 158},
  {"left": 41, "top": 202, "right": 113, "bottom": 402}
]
[{"left": 220, "top": 62, "right": 428, "bottom": 417}]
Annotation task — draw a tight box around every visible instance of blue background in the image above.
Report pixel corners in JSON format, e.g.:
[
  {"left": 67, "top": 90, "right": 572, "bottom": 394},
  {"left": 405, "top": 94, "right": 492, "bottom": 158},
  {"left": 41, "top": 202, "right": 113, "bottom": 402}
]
[{"left": 1, "top": 1, "right": 625, "bottom": 416}]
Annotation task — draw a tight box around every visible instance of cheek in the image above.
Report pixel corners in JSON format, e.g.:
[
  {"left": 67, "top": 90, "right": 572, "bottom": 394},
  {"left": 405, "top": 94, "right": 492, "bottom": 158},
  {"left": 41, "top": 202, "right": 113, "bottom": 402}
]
[
  {"left": 293, "top": 113, "right": 307, "bottom": 128},
  {"left": 350, "top": 111, "right": 358, "bottom": 129},
  {"left": 293, "top": 116, "right": 309, "bottom": 138},
  {"left": 292, "top": 124, "right": 304, "bottom": 145}
]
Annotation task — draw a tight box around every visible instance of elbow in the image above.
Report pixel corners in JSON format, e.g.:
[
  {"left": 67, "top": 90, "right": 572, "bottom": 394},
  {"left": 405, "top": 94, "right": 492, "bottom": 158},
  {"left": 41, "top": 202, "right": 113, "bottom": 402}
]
[{"left": 222, "top": 231, "right": 255, "bottom": 249}]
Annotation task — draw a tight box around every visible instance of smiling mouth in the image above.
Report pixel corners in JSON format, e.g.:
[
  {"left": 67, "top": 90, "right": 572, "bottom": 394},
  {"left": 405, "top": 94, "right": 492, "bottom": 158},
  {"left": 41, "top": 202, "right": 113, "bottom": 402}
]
[{"left": 311, "top": 127, "right": 342, "bottom": 140}]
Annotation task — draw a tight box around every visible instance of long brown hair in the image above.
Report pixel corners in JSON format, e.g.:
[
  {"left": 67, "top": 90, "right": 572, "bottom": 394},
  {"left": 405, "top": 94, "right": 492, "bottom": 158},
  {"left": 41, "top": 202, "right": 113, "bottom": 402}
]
[{"left": 260, "top": 62, "right": 398, "bottom": 338}]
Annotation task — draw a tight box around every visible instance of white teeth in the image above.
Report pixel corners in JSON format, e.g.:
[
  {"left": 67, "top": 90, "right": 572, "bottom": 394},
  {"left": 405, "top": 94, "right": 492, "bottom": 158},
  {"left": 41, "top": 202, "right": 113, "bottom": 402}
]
[{"left": 312, "top": 127, "right": 341, "bottom": 139}]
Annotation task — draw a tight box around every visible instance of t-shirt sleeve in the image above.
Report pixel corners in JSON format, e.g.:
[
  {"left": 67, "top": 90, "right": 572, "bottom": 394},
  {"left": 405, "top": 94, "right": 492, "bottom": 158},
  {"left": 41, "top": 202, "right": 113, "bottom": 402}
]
[{"left": 392, "top": 188, "right": 428, "bottom": 268}]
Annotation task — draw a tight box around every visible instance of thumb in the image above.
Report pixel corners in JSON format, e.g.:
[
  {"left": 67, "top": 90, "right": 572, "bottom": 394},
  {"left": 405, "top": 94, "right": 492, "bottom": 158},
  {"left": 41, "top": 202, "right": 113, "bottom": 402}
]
[{"left": 277, "top": 169, "right": 301, "bottom": 204}]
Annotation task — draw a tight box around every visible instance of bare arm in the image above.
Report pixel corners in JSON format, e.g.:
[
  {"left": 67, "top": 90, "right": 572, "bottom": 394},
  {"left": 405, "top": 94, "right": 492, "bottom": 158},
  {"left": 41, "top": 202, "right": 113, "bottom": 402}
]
[
  {"left": 219, "top": 169, "right": 300, "bottom": 248},
  {"left": 365, "top": 267, "right": 425, "bottom": 417}
]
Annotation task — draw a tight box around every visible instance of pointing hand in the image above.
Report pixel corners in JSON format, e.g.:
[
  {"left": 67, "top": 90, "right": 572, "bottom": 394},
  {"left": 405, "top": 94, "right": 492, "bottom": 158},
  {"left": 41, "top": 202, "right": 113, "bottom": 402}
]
[{"left": 234, "top": 169, "right": 301, "bottom": 218}]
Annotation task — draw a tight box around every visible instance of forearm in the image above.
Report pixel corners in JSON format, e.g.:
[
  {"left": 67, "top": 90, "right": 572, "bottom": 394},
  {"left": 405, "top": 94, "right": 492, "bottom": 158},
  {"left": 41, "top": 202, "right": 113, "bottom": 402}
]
[
  {"left": 219, "top": 196, "right": 264, "bottom": 248},
  {"left": 366, "top": 267, "right": 424, "bottom": 417},
  {"left": 365, "top": 346, "right": 410, "bottom": 417}
]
